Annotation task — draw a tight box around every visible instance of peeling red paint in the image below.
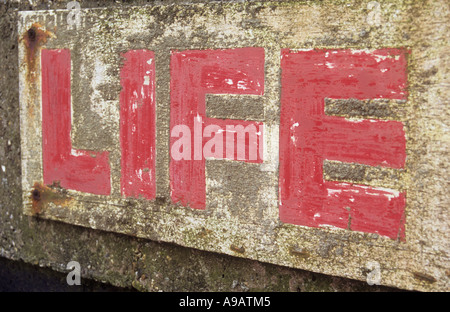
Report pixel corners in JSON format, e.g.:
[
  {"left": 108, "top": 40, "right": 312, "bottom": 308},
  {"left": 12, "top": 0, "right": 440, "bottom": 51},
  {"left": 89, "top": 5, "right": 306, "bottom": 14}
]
[
  {"left": 39, "top": 46, "right": 408, "bottom": 239},
  {"left": 169, "top": 48, "right": 265, "bottom": 209},
  {"left": 279, "top": 49, "right": 408, "bottom": 239},
  {"left": 119, "top": 50, "right": 157, "bottom": 200},
  {"left": 41, "top": 49, "right": 111, "bottom": 195}
]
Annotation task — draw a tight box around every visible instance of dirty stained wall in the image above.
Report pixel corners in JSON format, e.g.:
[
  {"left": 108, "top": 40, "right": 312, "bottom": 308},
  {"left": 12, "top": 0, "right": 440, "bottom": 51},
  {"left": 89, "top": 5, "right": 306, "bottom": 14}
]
[{"left": 1, "top": 0, "right": 449, "bottom": 292}]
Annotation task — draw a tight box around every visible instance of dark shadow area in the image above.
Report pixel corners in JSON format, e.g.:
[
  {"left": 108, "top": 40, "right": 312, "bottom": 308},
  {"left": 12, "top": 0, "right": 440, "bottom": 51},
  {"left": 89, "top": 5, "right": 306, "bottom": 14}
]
[{"left": 0, "top": 256, "right": 136, "bottom": 292}]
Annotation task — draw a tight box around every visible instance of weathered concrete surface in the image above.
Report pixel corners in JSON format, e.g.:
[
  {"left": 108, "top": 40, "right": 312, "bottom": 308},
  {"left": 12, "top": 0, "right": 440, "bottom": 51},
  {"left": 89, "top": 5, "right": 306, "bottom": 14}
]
[{"left": 1, "top": 0, "right": 449, "bottom": 292}]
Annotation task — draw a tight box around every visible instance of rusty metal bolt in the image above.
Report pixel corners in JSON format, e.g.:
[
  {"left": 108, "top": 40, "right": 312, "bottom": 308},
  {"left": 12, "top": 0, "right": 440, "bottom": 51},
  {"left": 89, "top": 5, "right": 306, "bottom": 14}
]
[
  {"left": 27, "top": 27, "right": 37, "bottom": 42},
  {"left": 32, "top": 188, "right": 40, "bottom": 201}
]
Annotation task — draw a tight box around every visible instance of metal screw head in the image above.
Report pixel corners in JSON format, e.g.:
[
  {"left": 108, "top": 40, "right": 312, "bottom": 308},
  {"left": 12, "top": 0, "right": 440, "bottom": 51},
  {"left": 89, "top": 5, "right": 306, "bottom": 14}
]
[
  {"left": 32, "top": 189, "right": 40, "bottom": 201},
  {"left": 27, "top": 27, "right": 36, "bottom": 42}
]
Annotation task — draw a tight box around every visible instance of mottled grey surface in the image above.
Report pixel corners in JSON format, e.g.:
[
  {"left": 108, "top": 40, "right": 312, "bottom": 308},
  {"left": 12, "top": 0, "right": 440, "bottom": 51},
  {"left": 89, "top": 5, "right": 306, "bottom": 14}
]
[{"left": 1, "top": 0, "right": 449, "bottom": 291}]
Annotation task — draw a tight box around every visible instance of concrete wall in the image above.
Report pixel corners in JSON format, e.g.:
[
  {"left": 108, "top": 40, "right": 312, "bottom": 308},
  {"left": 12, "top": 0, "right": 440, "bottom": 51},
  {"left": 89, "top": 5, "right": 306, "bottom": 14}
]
[{"left": 1, "top": 0, "right": 448, "bottom": 291}]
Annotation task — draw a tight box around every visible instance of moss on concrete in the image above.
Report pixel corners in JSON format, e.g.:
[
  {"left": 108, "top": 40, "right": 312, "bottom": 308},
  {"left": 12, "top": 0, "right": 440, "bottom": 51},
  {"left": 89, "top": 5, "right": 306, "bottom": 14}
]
[{"left": 1, "top": 0, "right": 448, "bottom": 292}]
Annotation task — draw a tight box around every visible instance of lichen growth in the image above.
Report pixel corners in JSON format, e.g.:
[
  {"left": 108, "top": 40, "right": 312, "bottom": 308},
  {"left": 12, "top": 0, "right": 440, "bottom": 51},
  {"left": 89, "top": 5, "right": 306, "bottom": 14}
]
[{"left": 1, "top": 0, "right": 448, "bottom": 292}]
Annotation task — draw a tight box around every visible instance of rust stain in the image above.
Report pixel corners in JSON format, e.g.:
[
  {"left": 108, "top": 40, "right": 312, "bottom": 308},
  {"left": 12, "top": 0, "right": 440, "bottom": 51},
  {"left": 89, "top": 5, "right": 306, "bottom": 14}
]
[
  {"left": 198, "top": 227, "right": 212, "bottom": 238},
  {"left": 412, "top": 271, "right": 437, "bottom": 283},
  {"left": 30, "top": 182, "right": 73, "bottom": 215},
  {"left": 289, "top": 246, "right": 310, "bottom": 258},
  {"left": 21, "top": 23, "right": 54, "bottom": 84},
  {"left": 230, "top": 244, "right": 245, "bottom": 254}
]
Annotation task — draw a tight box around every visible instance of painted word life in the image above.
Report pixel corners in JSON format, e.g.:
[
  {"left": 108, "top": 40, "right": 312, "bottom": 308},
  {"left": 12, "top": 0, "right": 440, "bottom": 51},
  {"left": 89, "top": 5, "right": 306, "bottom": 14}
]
[{"left": 40, "top": 47, "right": 407, "bottom": 239}]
